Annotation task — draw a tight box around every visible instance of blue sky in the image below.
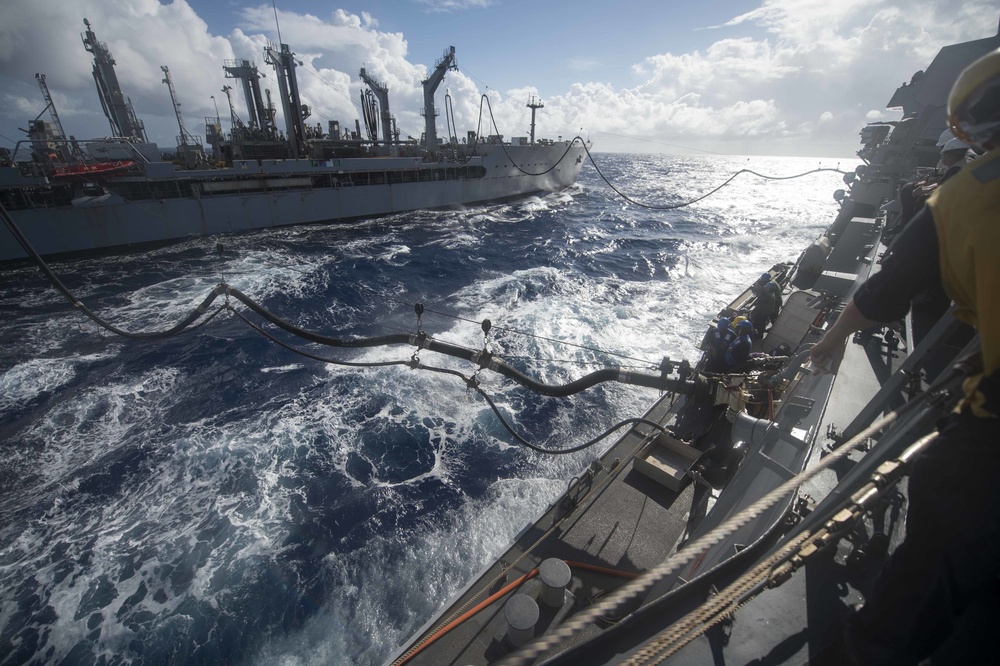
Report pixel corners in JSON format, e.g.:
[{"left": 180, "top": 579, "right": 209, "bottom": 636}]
[{"left": 1, "top": 0, "right": 996, "bottom": 157}]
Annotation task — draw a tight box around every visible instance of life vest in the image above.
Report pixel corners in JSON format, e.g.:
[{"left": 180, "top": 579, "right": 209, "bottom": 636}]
[
  {"left": 710, "top": 326, "right": 736, "bottom": 353},
  {"left": 927, "top": 149, "right": 1000, "bottom": 417},
  {"left": 724, "top": 334, "right": 752, "bottom": 369}
]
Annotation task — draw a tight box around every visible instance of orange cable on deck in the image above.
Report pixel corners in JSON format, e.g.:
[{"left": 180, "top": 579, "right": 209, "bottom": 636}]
[{"left": 394, "top": 561, "right": 638, "bottom": 665}]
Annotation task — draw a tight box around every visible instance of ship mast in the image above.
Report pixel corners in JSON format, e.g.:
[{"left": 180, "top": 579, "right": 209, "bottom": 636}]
[
  {"left": 527, "top": 95, "right": 544, "bottom": 145},
  {"left": 421, "top": 46, "right": 457, "bottom": 154},
  {"left": 359, "top": 67, "right": 393, "bottom": 147},
  {"left": 81, "top": 18, "right": 147, "bottom": 142}
]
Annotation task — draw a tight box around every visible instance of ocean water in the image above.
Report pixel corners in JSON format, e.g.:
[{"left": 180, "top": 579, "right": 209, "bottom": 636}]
[{"left": 0, "top": 153, "right": 853, "bottom": 665}]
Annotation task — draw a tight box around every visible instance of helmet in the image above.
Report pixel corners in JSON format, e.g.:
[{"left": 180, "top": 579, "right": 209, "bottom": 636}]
[
  {"left": 948, "top": 47, "right": 1000, "bottom": 149},
  {"left": 737, "top": 320, "right": 754, "bottom": 334},
  {"left": 765, "top": 281, "right": 780, "bottom": 293},
  {"left": 759, "top": 272, "right": 771, "bottom": 283},
  {"left": 941, "top": 137, "right": 970, "bottom": 153},
  {"left": 731, "top": 315, "right": 747, "bottom": 330},
  {"left": 936, "top": 127, "right": 956, "bottom": 147},
  {"left": 717, "top": 317, "right": 731, "bottom": 330}
]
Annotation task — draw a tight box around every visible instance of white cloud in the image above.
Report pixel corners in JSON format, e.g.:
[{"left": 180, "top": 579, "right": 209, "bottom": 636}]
[
  {"left": 413, "top": 0, "right": 496, "bottom": 12},
  {"left": 0, "top": 0, "right": 995, "bottom": 157},
  {"left": 572, "top": 0, "right": 997, "bottom": 154}
]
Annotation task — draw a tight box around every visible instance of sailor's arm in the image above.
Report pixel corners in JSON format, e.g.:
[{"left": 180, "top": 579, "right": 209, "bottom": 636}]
[
  {"left": 809, "top": 206, "right": 940, "bottom": 371},
  {"left": 809, "top": 300, "right": 880, "bottom": 370}
]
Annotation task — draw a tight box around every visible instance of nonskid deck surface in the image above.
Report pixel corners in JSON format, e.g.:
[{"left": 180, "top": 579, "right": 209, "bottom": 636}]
[
  {"left": 395, "top": 207, "right": 904, "bottom": 665},
  {"left": 401, "top": 393, "right": 702, "bottom": 665}
]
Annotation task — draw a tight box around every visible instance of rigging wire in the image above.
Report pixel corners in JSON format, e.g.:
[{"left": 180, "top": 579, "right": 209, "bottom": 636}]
[
  {"left": 473, "top": 93, "right": 847, "bottom": 209},
  {"left": 233, "top": 303, "right": 669, "bottom": 454},
  {"left": 582, "top": 144, "right": 847, "bottom": 210},
  {"left": 370, "top": 289, "right": 663, "bottom": 368},
  {"left": 1, "top": 203, "right": 226, "bottom": 340},
  {"left": 496, "top": 363, "right": 964, "bottom": 665},
  {"left": 2, "top": 200, "right": 691, "bottom": 398},
  {"left": 584, "top": 129, "right": 727, "bottom": 156},
  {"left": 0, "top": 202, "right": 673, "bottom": 456}
]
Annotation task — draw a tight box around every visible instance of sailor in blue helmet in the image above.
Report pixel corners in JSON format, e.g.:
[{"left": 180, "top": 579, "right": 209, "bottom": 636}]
[
  {"left": 705, "top": 317, "right": 736, "bottom": 372},
  {"left": 723, "top": 320, "right": 754, "bottom": 371},
  {"left": 751, "top": 276, "right": 782, "bottom": 336}
]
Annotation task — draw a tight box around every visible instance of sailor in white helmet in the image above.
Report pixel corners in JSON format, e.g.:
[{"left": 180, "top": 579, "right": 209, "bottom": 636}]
[
  {"left": 936, "top": 126, "right": 956, "bottom": 148},
  {"left": 940, "top": 136, "right": 975, "bottom": 172},
  {"left": 933, "top": 127, "right": 956, "bottom": 171}
]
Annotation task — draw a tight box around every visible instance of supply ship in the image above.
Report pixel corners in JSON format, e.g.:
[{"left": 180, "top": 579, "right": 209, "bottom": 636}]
[
  {"left": 0, "top": 20, "right": 586, "bottom": 263},
  {"left": 389, "top": 23, "right": 1000, "bottom": 666}
]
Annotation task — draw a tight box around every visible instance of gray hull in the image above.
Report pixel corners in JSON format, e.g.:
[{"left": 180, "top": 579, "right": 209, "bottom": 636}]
[{"left": 1, "top": 142, "right": 587, "bottom": 261}]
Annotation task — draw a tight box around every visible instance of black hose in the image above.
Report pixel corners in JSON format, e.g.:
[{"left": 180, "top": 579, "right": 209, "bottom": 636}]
[
  {"left": 225, "top": 285, "right": 692, "bottom": 397},
  {"left": 2, "top": 201, "right": 227, "bottom": 340}
]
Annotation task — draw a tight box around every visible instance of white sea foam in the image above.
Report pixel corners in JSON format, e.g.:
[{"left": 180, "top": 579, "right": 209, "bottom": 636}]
[{"left": 0, "top": 154, "right": 857, "bottom": 664}]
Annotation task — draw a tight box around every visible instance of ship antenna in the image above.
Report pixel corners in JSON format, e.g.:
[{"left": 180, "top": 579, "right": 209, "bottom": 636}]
[{"left": 272, "top": 0, "right": 283, "bottom": 44}]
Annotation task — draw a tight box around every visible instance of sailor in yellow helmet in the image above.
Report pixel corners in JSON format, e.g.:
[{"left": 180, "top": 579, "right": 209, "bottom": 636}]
[{"left": 810, "top": 47, "right": 1000, "bottom": 664}]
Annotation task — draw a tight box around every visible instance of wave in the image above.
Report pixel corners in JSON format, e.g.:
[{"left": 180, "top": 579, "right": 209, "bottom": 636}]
[{"left": 0, "top": 153, "right": 855, "bottom": 664}]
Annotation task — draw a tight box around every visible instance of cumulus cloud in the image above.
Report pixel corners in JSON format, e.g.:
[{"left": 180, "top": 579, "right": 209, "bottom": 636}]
[
  {"left": 565, "top": 0, "right": 996, "bottom": 154},
  {"left": 0, "top": 0, "right": 995, "bottom": 157}
]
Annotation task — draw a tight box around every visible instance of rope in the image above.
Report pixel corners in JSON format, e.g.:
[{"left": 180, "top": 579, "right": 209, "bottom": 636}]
[
  {"left": 232, "top": 301, "right": 670, "bottom": 455},
  {"left": 581, "top": 141, "right": 847, "bottom": 210},
  {"left": 2, "top": 201, "right": 226, "bottom": 340},
  {"left": 475, "top": 385, "right": 668, "bottom": 455},
  {"left": 624, "top": 430, "right": 939, "bottom": 665},
  {"left": 391, "top": 425, "right": 663, "bottom": 666},
  {"left": 496, "top": 379, "right": 940, "bottom": 665},
  {"left": 475, "top": 92, "right": 848, "bottom": 210}
]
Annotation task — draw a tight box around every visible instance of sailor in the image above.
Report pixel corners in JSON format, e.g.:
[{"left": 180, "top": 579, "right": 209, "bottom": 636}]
[
  {"left": 705, "top": 317, "right": 736, "bottom": 372},
  {"left": 933, "top": 127, "right": 957, "bottom": 172},
  {"left": 723, "top": 320, "right": 754, "bottom": 371},
  {"left": 810, "top": 48, "right": 1000, "bottom": 665},
  {"left": 939, "top": 136, "right": 975, "bottom": 172},
  {"left": 891, "top": 137, "right": 977, "bottom": 241},
  {"left": 751, "top": 276, "right": 781, "bottom": 336}
]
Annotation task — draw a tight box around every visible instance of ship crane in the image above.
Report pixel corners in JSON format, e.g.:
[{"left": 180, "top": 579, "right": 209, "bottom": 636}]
[
  {"left": 421, "top": 46, "right": 457, "bottom": 154},
  {"left": 34, "top": 74, "right": 67, "bottom": 143},
  {"left": 223, "top": 59, "right": 274, "bottom": 138},
  {"left": 359, "top": 67, "right": 393, "bottom": 148},
  {"left": 160, "top": 66, "right": 196, "bottom": 146},
  {"left": 264, "top": 42, "right": 307, "bottom": 158},
  {"left": 81, "top": 18, "right": 147, "bottom": 142},
  {"left": 31, "top": 73, "right": 79, "bottom": 163},
  {"left": 220, "top": 85, "right": 247, "bottom": 141}
]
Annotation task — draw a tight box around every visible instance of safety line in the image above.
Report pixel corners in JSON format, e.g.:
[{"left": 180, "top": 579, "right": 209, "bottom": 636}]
[{"left": 495, "top": 373, "right": 945, "bottom": 665}]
